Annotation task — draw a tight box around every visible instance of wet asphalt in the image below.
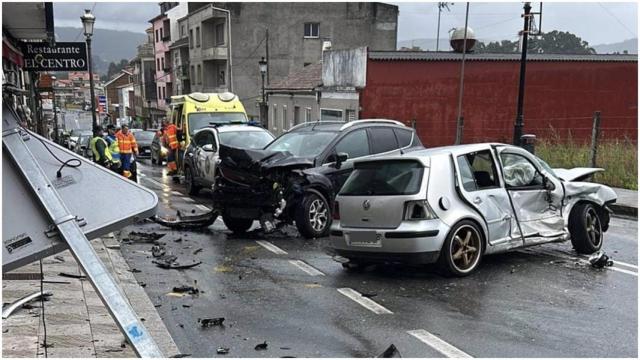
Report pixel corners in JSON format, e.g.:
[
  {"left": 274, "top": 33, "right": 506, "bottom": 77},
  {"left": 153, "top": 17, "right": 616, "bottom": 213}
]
[{"left": 119, "top": 161, "right": 638, "bottom": 358}]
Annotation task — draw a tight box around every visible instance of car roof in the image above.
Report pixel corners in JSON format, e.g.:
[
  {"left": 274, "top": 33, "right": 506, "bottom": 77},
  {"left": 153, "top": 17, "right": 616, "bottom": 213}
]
[
  {"left": 352, "top": 143, "right": 512, "bottom": 166},
  {"left": 288, "top": 119, "right": 408, "bottom": 133}
]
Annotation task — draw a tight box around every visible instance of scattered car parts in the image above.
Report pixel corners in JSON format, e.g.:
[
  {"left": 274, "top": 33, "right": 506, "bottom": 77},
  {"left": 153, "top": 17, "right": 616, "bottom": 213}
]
[{"left": 2, "top": 290, "right": 52, "bottom": 319}]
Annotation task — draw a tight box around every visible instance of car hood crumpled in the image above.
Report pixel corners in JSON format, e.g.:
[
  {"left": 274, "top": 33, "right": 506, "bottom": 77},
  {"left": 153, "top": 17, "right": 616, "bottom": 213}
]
[
  {"left": 553, "top": 167, "right": 604, "bottom": 182},
  {"left": 563, "top": 180, "right": 617, "bottom": 207},
  {"left": 217, "top": 145, "right": 314, "bottom": 185}
]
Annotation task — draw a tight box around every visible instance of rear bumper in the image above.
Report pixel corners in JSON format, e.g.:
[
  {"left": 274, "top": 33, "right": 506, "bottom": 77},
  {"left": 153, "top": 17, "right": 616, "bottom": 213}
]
[{"left": 328, "top": 220, "right": 450, "bottom": 265}]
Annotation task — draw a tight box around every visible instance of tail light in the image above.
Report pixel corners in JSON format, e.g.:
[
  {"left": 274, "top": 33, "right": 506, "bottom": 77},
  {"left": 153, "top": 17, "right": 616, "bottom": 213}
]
[
  {"left": 404, "top": 200, "right": 438, "bottom": 220},
  {"left": 333, "top": 201, "right": 340, "bottom": 220}
]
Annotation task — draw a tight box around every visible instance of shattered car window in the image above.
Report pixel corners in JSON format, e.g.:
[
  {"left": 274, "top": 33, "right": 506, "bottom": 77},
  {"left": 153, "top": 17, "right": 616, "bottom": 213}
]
[
  {"left": 340, "top": 160, "right": 423, "bottom": 196},
  {"left": 500, "top": 153, "right": 543, "bottom": 187},
  {"left": 265, "top": 131, "right": 337, "bottom": 157},
  {"left": 219, "top": 131, "right": 274, "bottom": 150},
  {"left": 535, "top": 156, "right": 559, "bottom": 179}
]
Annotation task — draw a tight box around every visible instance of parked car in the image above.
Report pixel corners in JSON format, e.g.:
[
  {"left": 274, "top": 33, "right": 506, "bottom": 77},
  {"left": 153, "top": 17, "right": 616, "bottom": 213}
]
[
  {"left": 68, "top": 129, "right": 92, "bottom": 151},
  {"left": 131, "top": 130, "right": 156, "bottom": 159},
  {"left": 328, "top": 143, "right": 617, "bottom": 276},
  {"left": 212, "top": 120, "right": 423, "bottom": 238},
  {"left": 151, "top": 131, "right": 167, "bottom": 165},
  {"left": 75, "top": 133, "right": 93, "bottom": 160},
  {"left": 184, "top": 124, "right": 275, "bottom": 196}
]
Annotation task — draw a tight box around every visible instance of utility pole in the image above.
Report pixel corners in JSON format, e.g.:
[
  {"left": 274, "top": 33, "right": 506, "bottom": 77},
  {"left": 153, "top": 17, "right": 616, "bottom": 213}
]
[
  {"left": 436, "top": 3, "right": 452, "bottom": 52},
  {"left": 513, "top": 2, "right": 532, "bottom": 146},
  {"left": 454, "top": 2, "right": 470, "bottom": 145}
]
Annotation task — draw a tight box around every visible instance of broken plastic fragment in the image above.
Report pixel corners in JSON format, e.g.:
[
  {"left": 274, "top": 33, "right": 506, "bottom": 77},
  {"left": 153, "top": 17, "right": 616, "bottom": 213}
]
[
  {"left": 588, "top": 251, "right": 614, "bottom": 268},
  {"left": 172, "top": 285, "right": 199, "bottom": 295},
  {"left": 378, "top": 344, "right": 401, "bottom": 358},
  {"left": 199, "top": 317, "right": 225, "bottom": 327},
  {"left": 217, "top": 347, "right": 229, "bottom": 355},
  {"left": 254, "top": 341, "right": 268, "bottom": 351}
]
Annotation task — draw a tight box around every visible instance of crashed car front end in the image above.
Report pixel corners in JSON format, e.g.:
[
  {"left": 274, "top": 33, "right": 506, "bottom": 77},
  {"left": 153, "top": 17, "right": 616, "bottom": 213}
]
[{"left": 212, "top": 145, "right": 318, "bottom": 230}]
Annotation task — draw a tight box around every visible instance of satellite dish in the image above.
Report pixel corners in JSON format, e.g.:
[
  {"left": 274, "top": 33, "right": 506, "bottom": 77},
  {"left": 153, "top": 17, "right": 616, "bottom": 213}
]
[{"left": 449, "top": 27, "right": 476, "bottom": 53}]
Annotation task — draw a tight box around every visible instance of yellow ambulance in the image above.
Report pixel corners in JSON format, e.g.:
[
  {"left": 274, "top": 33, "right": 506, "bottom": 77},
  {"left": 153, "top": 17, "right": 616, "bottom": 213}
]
[{"left": 168, "top": 92, "right": 248, "bottom": 148}]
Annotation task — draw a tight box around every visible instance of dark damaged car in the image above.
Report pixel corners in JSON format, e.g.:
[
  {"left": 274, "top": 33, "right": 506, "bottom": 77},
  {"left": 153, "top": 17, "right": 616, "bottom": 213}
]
[{"left": 212, "top": 120, "right": 424, "bottom": 238}]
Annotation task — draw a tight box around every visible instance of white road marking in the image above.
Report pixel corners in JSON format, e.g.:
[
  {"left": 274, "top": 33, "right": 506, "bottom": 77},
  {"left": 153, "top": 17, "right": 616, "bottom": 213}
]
[
  {"left": 171, "top": 191, "right": 182, "bottom": 196},
  {"left": 181, "top": 197, "right": 195, "bottom": 203},
  {"left": 337, "top": 288, "right": 393, "bottom": 315},
  {"left": 289, "top": 260, "right": 325, "bottom": 276},
  {"left": 144, "top": 178, "right": 165, "bottom": 188},
  {"left": 407, "top": 329, "right": 472, "bottom": 358},
  {"left": 138, "top": 172, "right": 146, "bottom": 177},
  {"left": 530, "top": 249, "right": 638, "bottom": 277},
  {"left": 255, "top": 240, "right": 288, "bottom": 255},
  {"left": 195, "top": 204, "right": 211, "bottom": 212}
]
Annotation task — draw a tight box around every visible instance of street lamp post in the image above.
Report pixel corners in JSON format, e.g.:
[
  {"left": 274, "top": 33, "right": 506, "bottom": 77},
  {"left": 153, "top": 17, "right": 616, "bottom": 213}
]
[
  {"left": 81, "top": 9, "right": 97, "bottom": 129},
  {"left": 258, "top": 57, "right": 267, "bottom": 127},
  {"left": 51, "top": 75, "right": 59, "bottom": 143},
  {"left": 147, "top": 99, "right": 152, "bottom": 129}
]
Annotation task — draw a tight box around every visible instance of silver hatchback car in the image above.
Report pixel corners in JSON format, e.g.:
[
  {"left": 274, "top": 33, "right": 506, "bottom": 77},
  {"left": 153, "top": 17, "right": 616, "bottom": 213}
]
[{"left": 329, "top": 143, "right": 617, "bottom": 276}]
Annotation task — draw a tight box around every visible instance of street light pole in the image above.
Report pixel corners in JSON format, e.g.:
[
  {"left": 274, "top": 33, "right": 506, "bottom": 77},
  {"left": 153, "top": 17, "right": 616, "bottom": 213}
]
[
  {"left": 81, "top": 9, "right": 97, "bottom": 129},
  {"left": 513, "top": 2, "right": 532, "bottom": 146},
  {"left": 51, "top": 75, "right": 59, "bottom": 142},
  {"left": 147, "top": 99, "right": 152, "bottom": 129},
  {"left": 259, "top": 57, "right": 267, "bottom": 127}
]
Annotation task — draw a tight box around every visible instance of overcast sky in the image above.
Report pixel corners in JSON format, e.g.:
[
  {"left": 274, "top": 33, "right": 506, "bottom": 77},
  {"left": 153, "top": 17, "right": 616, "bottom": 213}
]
[{"left": 54, "top": 1, "right": 638, "bottom": 45}]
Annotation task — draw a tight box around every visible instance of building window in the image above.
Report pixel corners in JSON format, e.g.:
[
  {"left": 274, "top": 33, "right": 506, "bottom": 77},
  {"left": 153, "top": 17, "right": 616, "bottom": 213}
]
[
  {"left": 190, "top": 65, "right": 195, "bottom": 84},
  {"left": 282, "top": 105, "right": 288, "bottom": 130},
  {"left": 320, "top": 108, "right": 343, "bottom": 121},
  {"left": 158, "top": 86, "right": 162, "bottom": 99},
  {"left": 305, "top": 107, "right": 312, "bottom": 122},
  {"left": 189, "top": 29, "right": 194, "bottom": 48},
  {"left": 197, "top": 64, "right": 202, "bottom": 85},
  {"left": 162, "top": 86, "right": 166, "bottom": 100},
  {"left": 218, "top": 70, "right": 225, "bottom": 86},
  {"left": 294, "top": 106, "right": 301, "bottom": 125},
  {"left": 161, "top": 57, "right": 165, "bottom": 71},
  {"left": 180, "top": 25, "right": 185, "bottom": 38},
  {"left": 304, "top": 23, "right": 320, "bottom": 38},
  {"left": 346, "top": 109, "right": 356, "bottom": 122},
  {"left": 157, "top": 58, "right": 160, "bottom": 71},
  {"left": 272, "top": 104, "right": 278, "bottom": 131},
  {"left": 159, "top": 28, "right": 163, "bottom": 40},
  {"left": 155, "top": 29, "right": 159, "bottom": 42},
  {"left": 196, "top": 27, "right": 201, "bottom": 47},
  {"left": 215, "top": 23, "right": 225, "bottom": 46}
]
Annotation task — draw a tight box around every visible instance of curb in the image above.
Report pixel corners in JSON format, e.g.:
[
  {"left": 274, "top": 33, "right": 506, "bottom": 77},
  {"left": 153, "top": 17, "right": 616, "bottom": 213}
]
[{"left": 610, "top": 204, "right": 637, "bottom": 219}]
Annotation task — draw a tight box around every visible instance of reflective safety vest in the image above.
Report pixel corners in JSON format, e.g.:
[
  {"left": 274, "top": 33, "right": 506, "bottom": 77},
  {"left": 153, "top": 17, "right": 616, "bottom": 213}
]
[
  {"left": 116, "top": 130, "right": 138, "bottom": 154},
  {"left": 90, "top": 136, "right": 112, "bottom": 162},
  {"left": 164, "top": 124, "right": 179, "bottom": 150},
  {"left": 106, "top": 135, "right": 121, "bottom": 163}
]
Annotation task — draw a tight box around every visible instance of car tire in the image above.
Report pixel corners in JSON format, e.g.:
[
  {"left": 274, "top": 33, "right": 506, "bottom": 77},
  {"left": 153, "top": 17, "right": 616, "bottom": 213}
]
[
  {"left": 438, "top": 220, "right": 484, "bottom": 277},
  {"left": 185, "top": 166, "right": 200, "bottom": 196},
  {"left": 569, "top": 203, "right": 603, "bottom": 254},
  {"left": 222, "top": 213, "right": 253, "bottom": 233},
  {"left": 295, "top": 192, "right": 332, "bottom": 239}
]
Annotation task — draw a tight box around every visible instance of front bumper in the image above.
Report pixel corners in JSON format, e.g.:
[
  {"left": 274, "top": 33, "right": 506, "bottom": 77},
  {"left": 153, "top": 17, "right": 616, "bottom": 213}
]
[{"left": 329, "top": 219, "right": 450, "bottom": 265}]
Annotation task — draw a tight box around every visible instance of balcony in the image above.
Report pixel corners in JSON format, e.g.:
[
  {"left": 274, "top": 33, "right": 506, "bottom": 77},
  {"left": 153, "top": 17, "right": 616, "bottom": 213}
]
[{"left": 201, "top": 46, "right": 228, "bottom": 61}]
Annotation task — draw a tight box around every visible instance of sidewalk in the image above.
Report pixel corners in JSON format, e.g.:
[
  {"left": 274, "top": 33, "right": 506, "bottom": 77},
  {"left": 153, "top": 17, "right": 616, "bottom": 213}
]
[
  {"left": 2, "top": 234, "right": 181, "bottom": 358},
  {"left": 611, "top": 187, "right": 637, "bottom": 218}
]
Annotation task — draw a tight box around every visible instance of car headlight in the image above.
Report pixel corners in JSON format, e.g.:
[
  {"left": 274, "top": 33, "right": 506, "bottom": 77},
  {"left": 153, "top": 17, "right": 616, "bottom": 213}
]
[{"left": 160, "top": 146, "right": 168, "bottom": 156}]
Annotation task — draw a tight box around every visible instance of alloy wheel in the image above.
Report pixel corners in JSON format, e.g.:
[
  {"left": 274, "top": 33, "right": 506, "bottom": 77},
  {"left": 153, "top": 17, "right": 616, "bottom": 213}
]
[
  {"left": 308, "top": 198, "right": 328, "bottom": 232},
  {"left": 450, "top": 225, "right": 481, "bottom": 272},
  {"left": 586, "top": 208, "right": 602, "bottom": 247}
]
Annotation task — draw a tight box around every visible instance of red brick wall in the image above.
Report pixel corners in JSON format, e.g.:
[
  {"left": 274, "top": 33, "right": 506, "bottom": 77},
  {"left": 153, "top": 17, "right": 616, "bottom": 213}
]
[{"left": 360, "top": 59, "right": 637, "bottom": 146}]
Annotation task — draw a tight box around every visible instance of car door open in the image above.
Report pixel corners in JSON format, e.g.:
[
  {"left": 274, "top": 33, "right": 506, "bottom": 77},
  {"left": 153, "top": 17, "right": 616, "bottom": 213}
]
[{"left": 497, "top": 147, "right": 565, "bottom": 243}]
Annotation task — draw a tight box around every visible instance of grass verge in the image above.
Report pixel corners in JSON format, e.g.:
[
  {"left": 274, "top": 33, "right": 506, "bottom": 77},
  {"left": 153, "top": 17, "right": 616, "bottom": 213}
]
[{"left": 536, "top": 137, "right": 637, "bottom": 190}]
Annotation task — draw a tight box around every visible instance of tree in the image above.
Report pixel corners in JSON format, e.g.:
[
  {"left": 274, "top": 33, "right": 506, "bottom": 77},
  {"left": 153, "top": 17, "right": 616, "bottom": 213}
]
[
  {"left": 476, "top": 40, "right": 518, "bottom": 53},
  {"left": 529, "top": 30, "right": 595, "bottom": 54},
  {"left": 106, "top": 59, "right": 131, "bottom": 80}
]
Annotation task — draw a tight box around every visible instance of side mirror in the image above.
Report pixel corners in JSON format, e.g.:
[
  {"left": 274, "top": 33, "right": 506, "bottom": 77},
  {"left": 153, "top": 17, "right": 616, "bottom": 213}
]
[
  {"left": 328, "top": 152, "right": 349, "bottom": 169},
  {"left": 202, "top": 144, "right": 217, "bottom": 152}
]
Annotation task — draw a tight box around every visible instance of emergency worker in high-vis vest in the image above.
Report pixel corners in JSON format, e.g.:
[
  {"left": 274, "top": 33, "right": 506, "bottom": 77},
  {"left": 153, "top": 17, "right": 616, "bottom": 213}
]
[
  {"left": 162, "top": 118, "right": 180, "bottom": 175},
  {"left": 116, "top": 124, "right": 138, "bottom": 178},
  {"left": 105, "top": 124, "right": 122, "bottom": 174},
  {"left": 90, "top": 126, "right": 112, "bottom": 167}
]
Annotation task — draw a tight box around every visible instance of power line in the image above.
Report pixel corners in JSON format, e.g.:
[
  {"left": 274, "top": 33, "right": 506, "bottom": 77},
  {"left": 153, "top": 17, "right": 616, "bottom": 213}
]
[{"left": 597, "top": 2, "right": 637, "bottom": 38}]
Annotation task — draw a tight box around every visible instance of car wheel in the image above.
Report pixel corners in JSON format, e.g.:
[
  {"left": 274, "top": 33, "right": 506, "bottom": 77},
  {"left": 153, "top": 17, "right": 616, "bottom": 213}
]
[
  {"left": 438, "top": 220, "right": 484, "bottom": 277},
  {"left": 222, "top": 213, "right": 253, "bottom": 233},
  {"left": 569, "top": 203, "right": 603, "bottom": 254},
  {"left": 295, "top": 192, "right": 332, "bottom": 239},
  {"left": 185, "top": 166, "right": 200, "bottom": 195}
]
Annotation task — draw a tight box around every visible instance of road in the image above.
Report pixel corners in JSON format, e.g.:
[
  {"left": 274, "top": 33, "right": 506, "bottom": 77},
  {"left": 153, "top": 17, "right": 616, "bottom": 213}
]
[{"left": 119, "top": 160, "right": 638, "bottom": 358}]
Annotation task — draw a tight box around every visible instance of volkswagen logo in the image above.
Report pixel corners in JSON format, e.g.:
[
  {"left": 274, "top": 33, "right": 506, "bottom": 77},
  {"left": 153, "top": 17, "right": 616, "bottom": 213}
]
[{"left": 362, "top": 200, "right": 371, "bottom": 210}]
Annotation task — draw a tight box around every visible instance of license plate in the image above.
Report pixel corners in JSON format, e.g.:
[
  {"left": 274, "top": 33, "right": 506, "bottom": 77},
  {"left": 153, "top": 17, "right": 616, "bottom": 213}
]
[
  {"left": 345, "top": 231, "right": 382, "bottom": 247},
  {"left": 144, "top": 149, "right": 150, "bottom": 153}
]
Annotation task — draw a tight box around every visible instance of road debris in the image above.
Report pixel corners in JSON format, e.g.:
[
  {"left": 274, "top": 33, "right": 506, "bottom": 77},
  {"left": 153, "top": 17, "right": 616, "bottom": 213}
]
[
  {"left": 151, "top": 245, "right": 166, "bottom": 258},
  {"left": 154, "top": 259, "right": 202, "bottom": 270},
  {"left": 193, "top": 248, "right": 203, "bottom": 255},
  {"left": 58, "top": 272, "right": 86, "bottom": 279},
  {"left": 54, "top": 255, "right": 65, "bottom": 262},
  {"left": 153, "top": 209, "right": 218, "bottom": 229},
  {"left": 254, "top": 341, "right": 268, "bottom": 351},
  {"left": 173, "top": 285, "right": 199, "bottom": 295},
  {"left": 361, "top": 292, "right": 377, "bottom": 298},
  {"left": 378, "top": 344, "right": 401, "bottom": 358},
  {"left": 2, "top": 291, "right": 52, "bottom": 319},
  {"left": 125, "top": 231, "right": 166, "bottom": 243},
  {"left": 170, "top": 353, "right": 191, "bottom": 358},
  {"left": 589, "top": 251, "right": 614, "bottom": 268},
  {"left": 217, "top": 347, "right": 230, "bottom": 355},
  {"left": 199, "top": 317, "right": 225, "bottom": 327}
]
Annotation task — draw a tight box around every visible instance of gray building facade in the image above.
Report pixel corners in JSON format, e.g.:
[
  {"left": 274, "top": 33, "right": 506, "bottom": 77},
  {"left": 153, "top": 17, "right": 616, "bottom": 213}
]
[{"left": 182, "top": 2, "right": 398, "bottom": 121}]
